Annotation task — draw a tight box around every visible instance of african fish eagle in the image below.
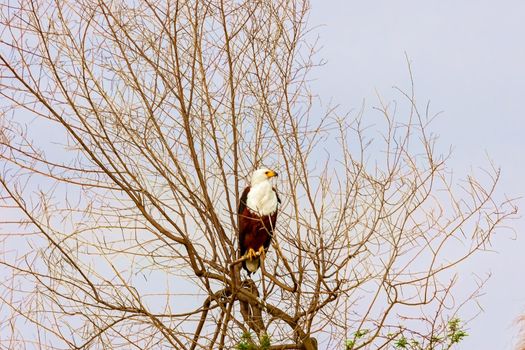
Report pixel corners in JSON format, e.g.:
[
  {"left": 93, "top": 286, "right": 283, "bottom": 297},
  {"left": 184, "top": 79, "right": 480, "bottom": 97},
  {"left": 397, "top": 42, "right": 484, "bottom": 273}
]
[{"left": 238, "top": 168, "right": 280, "bottom": 275}]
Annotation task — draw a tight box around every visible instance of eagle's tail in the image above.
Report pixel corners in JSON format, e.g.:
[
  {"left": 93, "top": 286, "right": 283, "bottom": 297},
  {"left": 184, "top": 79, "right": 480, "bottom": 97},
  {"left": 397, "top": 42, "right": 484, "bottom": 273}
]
[{"left": 243, "top": 257, "right": 260, "bottom": 275}]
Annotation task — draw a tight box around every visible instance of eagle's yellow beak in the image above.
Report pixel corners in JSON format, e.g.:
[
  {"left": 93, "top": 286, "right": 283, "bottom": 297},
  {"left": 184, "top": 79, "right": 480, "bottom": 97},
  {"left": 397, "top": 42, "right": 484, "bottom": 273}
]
[{"left": 265, "top": 170, "right": 278, "bottom": 178}]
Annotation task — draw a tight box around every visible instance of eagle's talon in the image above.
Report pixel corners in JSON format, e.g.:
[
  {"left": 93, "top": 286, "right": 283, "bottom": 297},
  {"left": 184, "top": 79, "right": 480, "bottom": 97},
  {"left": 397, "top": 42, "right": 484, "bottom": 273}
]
[
  {"left": 247, "top": 248, "right": 257, "bottom": 260},
  {"left": 257, "top": 246, "right": 265, "bottom": 258}
]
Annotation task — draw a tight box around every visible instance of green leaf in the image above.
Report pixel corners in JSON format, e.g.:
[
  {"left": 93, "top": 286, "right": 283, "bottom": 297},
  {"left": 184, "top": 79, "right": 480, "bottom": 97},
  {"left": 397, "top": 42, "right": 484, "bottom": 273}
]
[
  {"left": 448, "top": 318, "right": 460, "bottom": 333},
  {"left": 450, "top": 330, "right": 468, "bottom": 344},
  {"left": 260, "top": 333, "right": 271, "bottom": 350},
  {"left": 394, "top": 336, "right": 408, "bottom": 348},
  {"left": 355, "top": 329, "right": 369, "bottom": 338},
  {"left": 345, "top": 339, "right": 355, "bottom": 350},
  {"left": 236, "top": 332, "right": 256, "bottom": 350},
  {"left": 447, "top": 318, "right": 468, "bottom": 344},
  {"left": 430, "top": 335, "right": 442, "bottom": 343}
]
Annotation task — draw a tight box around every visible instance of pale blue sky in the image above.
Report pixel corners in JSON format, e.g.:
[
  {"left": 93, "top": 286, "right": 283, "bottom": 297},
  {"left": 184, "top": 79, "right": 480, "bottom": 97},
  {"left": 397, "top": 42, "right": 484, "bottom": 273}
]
[{"left": 309, "top": 1, "right": 525, "bottom": 349}]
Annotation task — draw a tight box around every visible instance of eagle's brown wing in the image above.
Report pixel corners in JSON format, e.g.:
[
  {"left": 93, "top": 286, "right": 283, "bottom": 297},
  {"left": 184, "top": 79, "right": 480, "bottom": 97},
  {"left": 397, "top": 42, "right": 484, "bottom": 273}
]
[{"left": 238, "top": 186, "right": 251, "bottom": 259}]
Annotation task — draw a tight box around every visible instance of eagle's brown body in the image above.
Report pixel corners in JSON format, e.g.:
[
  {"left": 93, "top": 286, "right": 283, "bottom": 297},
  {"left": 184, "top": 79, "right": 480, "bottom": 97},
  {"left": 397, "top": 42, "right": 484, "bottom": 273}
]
[{"left": 238, "top": 185, "right": 280, "bottom": 274}]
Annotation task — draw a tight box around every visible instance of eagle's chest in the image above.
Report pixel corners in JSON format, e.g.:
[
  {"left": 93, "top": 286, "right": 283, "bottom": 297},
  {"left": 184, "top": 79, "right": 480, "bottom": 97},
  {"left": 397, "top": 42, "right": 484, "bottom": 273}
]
[{"left": 246, "top": 183, "right": 278, "bottom": 216}]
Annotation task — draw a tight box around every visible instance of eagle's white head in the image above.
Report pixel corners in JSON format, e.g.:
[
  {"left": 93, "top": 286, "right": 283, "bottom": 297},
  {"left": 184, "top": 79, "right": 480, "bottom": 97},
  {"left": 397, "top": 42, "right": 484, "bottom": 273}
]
[
  {"left": 247, "top": 168, "right": 279, "bottom": 216},
  {"left": 250, "top": 168, "right": 278, "bottom": 187}
]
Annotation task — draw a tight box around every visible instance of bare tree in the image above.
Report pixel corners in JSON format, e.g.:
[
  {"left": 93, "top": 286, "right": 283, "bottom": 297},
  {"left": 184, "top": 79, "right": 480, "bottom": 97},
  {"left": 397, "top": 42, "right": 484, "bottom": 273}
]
[{"left": 0, "top": 0, "right": 517, "bottom": 349}]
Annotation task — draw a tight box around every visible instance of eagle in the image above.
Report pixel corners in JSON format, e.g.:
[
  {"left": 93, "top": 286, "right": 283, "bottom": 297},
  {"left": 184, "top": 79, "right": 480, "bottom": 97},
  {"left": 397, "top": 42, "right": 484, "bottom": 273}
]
[{"left": 238, "top": 168, "right": 280, "bottom": 275}]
